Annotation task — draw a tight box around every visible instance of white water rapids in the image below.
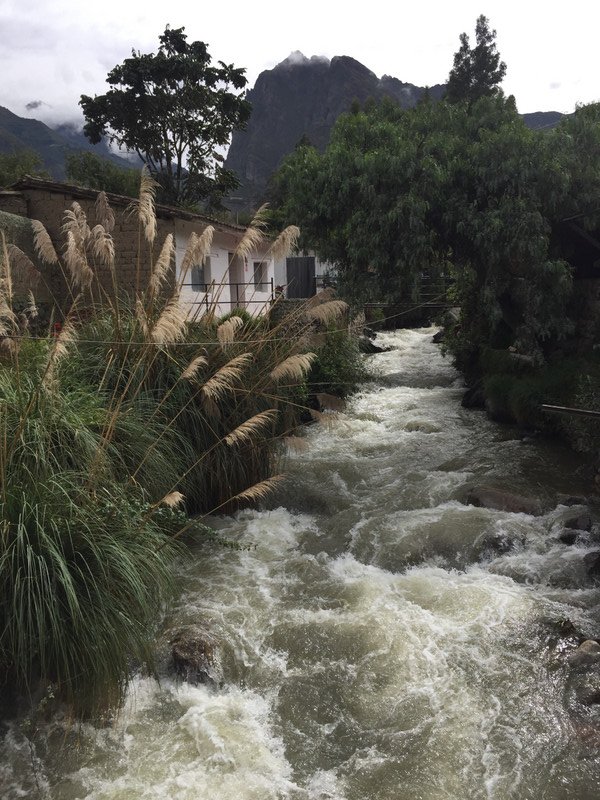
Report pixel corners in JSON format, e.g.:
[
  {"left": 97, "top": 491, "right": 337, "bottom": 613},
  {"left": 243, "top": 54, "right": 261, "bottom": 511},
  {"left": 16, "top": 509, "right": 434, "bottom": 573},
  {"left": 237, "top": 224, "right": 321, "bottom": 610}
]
[{"left": 2, "top": 328, "right": 600, "bottom": 799}]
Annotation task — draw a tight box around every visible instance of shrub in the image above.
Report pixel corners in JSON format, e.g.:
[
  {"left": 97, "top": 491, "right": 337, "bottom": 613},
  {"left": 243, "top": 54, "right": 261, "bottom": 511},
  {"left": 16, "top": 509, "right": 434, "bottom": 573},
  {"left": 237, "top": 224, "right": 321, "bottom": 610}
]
[
  {"left": 0, "top": 176, "right": 351, "bottom": 713},
  {"left": 308, "top": 326, "right": 369, "bottom": 399}
]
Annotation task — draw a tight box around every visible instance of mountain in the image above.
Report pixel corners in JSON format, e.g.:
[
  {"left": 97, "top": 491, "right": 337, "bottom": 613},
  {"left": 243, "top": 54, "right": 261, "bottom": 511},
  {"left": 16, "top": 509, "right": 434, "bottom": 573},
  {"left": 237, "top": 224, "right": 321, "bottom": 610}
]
[
  {"left": 520, "top": 111, "right": 565, "bottom": 130},
  {"left": 225, "top": 53, "right": 564, "bottom": 209},
  {"left": 225, "top": 53, "right": 445, "bottom": 209},
  {"left": 0, "top": 105, "right": 136, "bottom": 180}
]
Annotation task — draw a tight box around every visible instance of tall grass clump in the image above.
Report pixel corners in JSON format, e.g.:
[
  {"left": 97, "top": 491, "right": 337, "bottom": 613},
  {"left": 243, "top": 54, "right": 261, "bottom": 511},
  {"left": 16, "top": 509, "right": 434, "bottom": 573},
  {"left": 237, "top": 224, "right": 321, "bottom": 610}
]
[
  {"left": 0, "top": 177, "right": 355, "bottom": 715},
  {"left": 0, "top": 307, "right": 179, "bottom": 715}
]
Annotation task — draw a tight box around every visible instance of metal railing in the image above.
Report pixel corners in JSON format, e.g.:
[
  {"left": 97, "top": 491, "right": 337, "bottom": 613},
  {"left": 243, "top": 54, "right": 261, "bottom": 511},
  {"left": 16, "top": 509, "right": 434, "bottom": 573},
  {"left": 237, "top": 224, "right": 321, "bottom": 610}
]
[
  {"left": 315, "top": 275, "right": 338, "bottom": 292},
  {"left": 180, "top": 278, "right": 275, "bottom": 312}
]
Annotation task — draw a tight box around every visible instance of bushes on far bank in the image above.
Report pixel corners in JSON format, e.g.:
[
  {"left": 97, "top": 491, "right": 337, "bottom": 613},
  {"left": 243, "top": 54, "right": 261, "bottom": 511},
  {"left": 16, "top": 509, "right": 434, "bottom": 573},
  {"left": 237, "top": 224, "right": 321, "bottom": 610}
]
[{"left": 476, "top": 346, "right": 600, "bottom": 454}]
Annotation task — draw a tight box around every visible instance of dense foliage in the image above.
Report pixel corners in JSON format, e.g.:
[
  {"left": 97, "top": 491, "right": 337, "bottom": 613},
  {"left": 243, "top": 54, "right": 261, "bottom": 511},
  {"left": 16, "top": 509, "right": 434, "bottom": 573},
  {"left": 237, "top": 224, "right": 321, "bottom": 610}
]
[
  {"left": 272, "top": 89, "right": 600, "bottom": 375},
  {"left": 0, "top": 149, "right": 48, "bottom": 187},
  {"left": 80, "top": 26, "right": 251, "bottom": 208},
  {"left": 66, "top": 151, "right": 141, "bottom": 197}
]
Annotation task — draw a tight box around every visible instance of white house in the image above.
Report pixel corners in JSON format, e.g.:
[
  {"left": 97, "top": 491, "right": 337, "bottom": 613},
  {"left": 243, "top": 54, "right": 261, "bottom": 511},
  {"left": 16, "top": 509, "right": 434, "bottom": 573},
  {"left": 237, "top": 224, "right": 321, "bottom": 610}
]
[{"left": 174, "top": 219, "right": 275, "bottom": 318}]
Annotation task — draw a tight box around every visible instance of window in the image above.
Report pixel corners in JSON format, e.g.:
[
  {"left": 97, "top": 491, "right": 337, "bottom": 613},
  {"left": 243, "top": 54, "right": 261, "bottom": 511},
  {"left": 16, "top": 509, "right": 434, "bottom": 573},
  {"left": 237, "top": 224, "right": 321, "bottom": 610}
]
[
  {"left": 253, "top": 260, "right": 268, "bottom": 289},
  {"left": 191, "top": 256, "right": 211, "bottom": 291}
]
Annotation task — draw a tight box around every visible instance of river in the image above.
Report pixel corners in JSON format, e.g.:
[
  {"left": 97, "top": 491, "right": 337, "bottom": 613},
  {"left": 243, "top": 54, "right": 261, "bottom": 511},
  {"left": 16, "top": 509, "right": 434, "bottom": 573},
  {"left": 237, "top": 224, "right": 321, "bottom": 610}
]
[{"left": 2, "top": 327, "right": 600, "bottom": 799}]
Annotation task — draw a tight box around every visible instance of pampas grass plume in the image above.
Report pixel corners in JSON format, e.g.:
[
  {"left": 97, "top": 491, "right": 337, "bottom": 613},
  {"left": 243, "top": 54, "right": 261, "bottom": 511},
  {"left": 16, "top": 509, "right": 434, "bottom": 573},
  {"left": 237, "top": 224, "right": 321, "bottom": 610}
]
[
  {"left": 31, "top": 219, "right": 58, "bottom": 265},
  {"left": 90, "top": 225, "right": 115, "bottom": 266},
  {"left": 201, "top": 352, "right": 253, "bottom": 405},
  {"left": 235, "top": 205, "right": 269, "bottom": 263},
  {"left": 270, "top": 352, "right": 316, "bottom": 383},
  {"left": 64, "top": 230, "right": 93, "bottom": 290},
  {"left": 182, "top": 353, "right": 208, "bottom": 380},
  {"left": 306, "top": 300, "right": 348, "bottom": 324},
  {"left": 224, "top": 409, "right": 277, "bottom": 447},
  {"left": 217, "top": 315, "right": 243, "bottom": 345},
  {"left": 95, "top": 191, "right": 115, "bottom": 233},
  {"left": 136, "top": 168, "right": 158, "bottom": 245},
  {"left": 161, "top": 491, "right": 185, "bottom": 508},
  {"left": 270, "top": 225, "right": 300, "bottom": 261},
  {"left": 149, "top": 234, "right": 175, "bottom": 298},
  {"left": 151, "top": 296, "right": 188, "bottom": 344},
  {"left": 231, "top": 474, "right": 284, "bottom": 504}
]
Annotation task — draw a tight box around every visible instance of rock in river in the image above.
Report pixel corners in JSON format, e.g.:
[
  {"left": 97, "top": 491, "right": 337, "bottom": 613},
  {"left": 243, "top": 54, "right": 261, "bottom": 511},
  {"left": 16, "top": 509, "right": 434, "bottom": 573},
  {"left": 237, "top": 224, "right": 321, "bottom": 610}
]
[
  {"left": 568, "top": 640, "right": 600, "bottom": 667},
  {"left": 169, "top": 625, "right": 219, "bottom": 686},
  {"left": 464, "top": 485, "right": 542, "bottom": 516}
]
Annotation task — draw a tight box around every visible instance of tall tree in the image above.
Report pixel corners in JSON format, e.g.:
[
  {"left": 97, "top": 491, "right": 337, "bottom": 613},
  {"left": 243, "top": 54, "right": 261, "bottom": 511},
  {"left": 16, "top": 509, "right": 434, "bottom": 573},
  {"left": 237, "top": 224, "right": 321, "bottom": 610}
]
[
  {"left": 446, "top": 15, "right": 507, "bottom": 104},
  {"left": 80, "top": 26, "right": 251, "bottom": 207},
  {"left": 272, "top": 94, "right": 596, "bottom": 368}
]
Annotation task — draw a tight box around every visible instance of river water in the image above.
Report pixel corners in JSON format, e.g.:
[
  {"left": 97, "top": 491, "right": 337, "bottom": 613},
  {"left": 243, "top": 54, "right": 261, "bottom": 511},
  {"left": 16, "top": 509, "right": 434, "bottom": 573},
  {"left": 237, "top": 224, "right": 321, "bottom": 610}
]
[{"left": 3, "top": 327, "right": 600, "bottom": 799}]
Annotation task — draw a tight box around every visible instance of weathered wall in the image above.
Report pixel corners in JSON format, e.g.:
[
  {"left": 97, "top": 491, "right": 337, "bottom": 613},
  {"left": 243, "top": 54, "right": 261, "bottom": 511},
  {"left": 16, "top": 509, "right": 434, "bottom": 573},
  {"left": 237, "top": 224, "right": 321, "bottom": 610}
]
[{"left": 0, "top": 183, "right": 276, "bottom": 318}]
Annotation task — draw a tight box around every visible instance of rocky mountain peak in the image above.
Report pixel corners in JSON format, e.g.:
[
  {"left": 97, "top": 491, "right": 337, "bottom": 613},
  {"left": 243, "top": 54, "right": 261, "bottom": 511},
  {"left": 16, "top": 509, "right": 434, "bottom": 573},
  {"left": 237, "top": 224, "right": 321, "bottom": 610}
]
[{"left": 225, "top": 54, "right": 445, "bottom": 209}]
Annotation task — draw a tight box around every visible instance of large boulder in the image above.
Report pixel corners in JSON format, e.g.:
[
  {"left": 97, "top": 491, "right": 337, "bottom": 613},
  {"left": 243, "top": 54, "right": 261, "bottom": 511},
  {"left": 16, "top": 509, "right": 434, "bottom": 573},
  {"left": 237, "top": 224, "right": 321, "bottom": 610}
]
[
  {"left": 567, "top": 641, "right": 600, "bottom": 708},
  {"left": 461, "top": 381, "right": 485, "bottom": 409},
  {"left": 169, "top": 625, "right": 219, "bottom": 686},
  {"left": 358, "top": 335, "right": 387, "bottom": 354},
  {"left": 464, "top": 485, "right": 542, "bottom": 516}
]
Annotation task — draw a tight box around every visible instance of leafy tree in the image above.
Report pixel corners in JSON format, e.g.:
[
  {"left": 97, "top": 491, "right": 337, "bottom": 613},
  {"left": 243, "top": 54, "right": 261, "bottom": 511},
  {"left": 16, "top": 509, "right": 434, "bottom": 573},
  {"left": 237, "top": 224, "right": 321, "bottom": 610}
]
[
  {"left": 0, "top": 149, "right": 48, "bottom": 187},
  {"left": 446, "top": 15, "right": 507, "bottom": 104},
  {"left": 272, "top": 97, "right": 450, "bottom": 304},
  {"left": 80, "top": 26, "right": 251, "bottom": 207},
  {"left": 65, "top": 151, "right": 141, "bottom": 197},
  {"left": 272, "top": 94, "right": 600, "bottom": 371}
]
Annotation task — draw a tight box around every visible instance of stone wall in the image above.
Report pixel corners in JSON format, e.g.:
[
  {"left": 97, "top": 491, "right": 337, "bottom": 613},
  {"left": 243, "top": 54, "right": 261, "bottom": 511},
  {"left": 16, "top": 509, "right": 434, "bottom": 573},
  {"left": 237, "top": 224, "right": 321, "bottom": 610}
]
[{"left": 0, "top": 191, "right": 28, "bottom": 216}]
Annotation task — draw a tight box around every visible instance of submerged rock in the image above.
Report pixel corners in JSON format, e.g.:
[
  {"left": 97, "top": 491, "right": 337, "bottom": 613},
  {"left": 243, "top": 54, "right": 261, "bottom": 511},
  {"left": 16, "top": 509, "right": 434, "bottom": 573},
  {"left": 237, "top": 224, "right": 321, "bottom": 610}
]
[
  {"left": 463, "top": 485, "right": 542, "bottom": 516},
  {"left": 358, "top": 335, "right": 388, "bottom": 354},
  {"left": 569, "top": 639, "right": 600, "bottom": 667},
  {"left": 583, "top": 552, "right": 600, "bottom": 579},
  {"left": 557, "top": 494, "right": 589, "bottom": 507},
  {"left": 475, "top": 529, "right": 522, "bottom": 555},
  {"left": 559, "top": 530, "right": 579, "bottom": 546},
  {"left": 565, "top": 641, "right": 600, "bottom": 709},
  {"left": 575, "top": 675, "right": 600, "bottom": 706},
  {"left": 564, "top": 512, "right": 593, "bottom": 532},
  {"left": 169, "top": 625, "right": 219, "bottom": 686}
]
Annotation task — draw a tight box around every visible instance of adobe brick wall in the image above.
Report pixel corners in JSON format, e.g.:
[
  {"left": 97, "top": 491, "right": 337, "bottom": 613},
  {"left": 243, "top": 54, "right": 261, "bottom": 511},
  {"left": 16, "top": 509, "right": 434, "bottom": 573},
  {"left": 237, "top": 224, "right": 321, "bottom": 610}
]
[
  {"left": 0, "top": 191, "right": 28, "bottom": 216},
  {"left": 0, "top": 181, "right": 254, "bottom": 318},
  {"left": 17, "top": 188, "right": 179, "bottom": 308}
]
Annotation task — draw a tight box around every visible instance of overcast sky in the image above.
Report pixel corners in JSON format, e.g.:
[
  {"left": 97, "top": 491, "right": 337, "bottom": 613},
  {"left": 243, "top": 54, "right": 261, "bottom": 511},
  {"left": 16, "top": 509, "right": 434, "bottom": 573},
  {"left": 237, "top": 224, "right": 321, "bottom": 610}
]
[{"left": 1, "top": 0, "right": 599, "bottom": 128}]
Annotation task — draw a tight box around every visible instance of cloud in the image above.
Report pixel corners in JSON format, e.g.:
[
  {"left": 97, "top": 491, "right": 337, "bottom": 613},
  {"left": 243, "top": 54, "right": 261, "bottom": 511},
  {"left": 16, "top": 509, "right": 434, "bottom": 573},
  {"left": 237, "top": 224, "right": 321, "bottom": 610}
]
[
  {"left": 550, "top": 81, "right": 561, "bottom": 90},
  {"left": 25, "top": 100, "right": 46, "bottom": 111}
]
